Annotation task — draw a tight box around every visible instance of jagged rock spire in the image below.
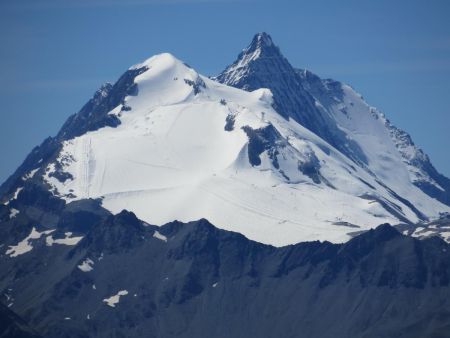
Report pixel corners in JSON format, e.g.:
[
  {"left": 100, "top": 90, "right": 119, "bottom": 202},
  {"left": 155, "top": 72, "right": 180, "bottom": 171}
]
[
  {"left": 215, "top": 32, "right": 291, "bottom": 90},
  {"left": 243, "top": 32, "right": 277, "bottom": 58}
]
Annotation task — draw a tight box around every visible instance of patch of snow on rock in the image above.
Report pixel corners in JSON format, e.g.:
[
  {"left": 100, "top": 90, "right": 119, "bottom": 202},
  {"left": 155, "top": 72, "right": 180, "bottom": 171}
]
[
  {"left": 23, "top": 168, "right": 39, "bottom": 180},
  {"left": 153, "top": 230, "right": 167, "bottom": 242},
  {"left": 6, "top": 227, "right": 54, "bottom": 257},
  {"left": 9, "top": 208, "right": 19, "bottom": 219},
  {"left": 46, "top": 232, "right": 83, "bottom": 246},
  {"left": 5, "top": 187, "right": 23, "bottom": 205},
  {"left": 103, "top": 290, "right": 128, "bottom": 308},
  {"left": 78, "top": 258, "right": 94, "bottom": 272}
]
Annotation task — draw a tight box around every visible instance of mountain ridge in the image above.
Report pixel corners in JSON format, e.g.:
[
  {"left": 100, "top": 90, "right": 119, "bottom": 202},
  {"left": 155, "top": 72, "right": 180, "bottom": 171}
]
[{"left": 1, "top": 187, "right": 450, "bottom": 337}]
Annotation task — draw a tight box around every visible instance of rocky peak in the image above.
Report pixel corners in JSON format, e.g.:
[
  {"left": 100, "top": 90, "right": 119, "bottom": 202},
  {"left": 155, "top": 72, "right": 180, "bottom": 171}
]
[
  {"left": 214, "top": 32, "right": 293, "bottom": 90},
  {"left": 215, "top": 33, "right": 368, "bottom": 165},
  {"left": 244, "top": 32, "right": 278, "bottom": 57}
]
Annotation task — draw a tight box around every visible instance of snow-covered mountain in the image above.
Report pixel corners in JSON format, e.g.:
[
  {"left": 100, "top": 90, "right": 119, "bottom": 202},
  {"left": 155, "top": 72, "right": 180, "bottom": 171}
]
[
  {"left": 1, "top": 33, "right": 449, "bottom": 246},
  {"left": 2, "top": 32, "right": 450, "bottom": 338}
]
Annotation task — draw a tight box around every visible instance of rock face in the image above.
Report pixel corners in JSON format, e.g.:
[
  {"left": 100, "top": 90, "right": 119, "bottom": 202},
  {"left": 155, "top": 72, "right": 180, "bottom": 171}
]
[
  {"left": 1, "top": 187, "right": 450, "bottom": 338},
  {"left": 0, "top": 303, "right": 42, "bottom": 338}
]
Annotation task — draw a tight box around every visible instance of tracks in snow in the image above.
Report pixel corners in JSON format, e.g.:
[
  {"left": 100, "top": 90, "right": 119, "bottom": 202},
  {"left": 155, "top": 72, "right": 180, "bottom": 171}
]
[{"left": 79, "top": 137, "right": 92, "bottom": 198}]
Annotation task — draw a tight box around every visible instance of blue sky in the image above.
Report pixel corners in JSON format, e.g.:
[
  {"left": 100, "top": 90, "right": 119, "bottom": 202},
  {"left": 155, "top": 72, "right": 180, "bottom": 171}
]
[{"left": 0, "top": 0, "right": 449, "bottom": 183}]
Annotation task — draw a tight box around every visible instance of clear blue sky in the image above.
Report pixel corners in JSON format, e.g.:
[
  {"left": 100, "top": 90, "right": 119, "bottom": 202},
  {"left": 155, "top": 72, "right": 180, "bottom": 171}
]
[{"left": 1, "top": 0, "right": 449, "bottom": 183}]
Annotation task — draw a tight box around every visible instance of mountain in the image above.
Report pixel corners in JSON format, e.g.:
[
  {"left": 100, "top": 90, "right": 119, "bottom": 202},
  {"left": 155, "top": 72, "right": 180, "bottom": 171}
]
[
  {"left": 1, "top": 191, "right": 450, "bottom": 337},
  {"left": 1, "top": 32, "right": 450, "bottom": 337},
  {"left": 1, "top": 33, "right": 449, "bottom": 246}
]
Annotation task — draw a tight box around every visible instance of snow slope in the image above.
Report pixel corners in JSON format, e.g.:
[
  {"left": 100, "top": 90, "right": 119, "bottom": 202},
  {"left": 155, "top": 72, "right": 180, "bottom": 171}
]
[
  {"left": 296, "top": 67, "right": 448, "bottom": 201},
  {"left": 39, "top": 52, "right": 449, "bottom": 246}
]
